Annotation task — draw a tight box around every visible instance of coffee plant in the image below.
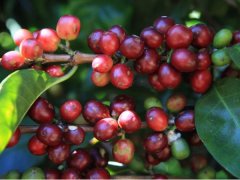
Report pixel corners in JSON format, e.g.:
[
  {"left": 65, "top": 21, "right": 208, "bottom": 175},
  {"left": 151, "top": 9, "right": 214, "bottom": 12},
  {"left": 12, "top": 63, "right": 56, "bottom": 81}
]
[{"left": 1, "top": 5, "right": 240, "bottom": 179}]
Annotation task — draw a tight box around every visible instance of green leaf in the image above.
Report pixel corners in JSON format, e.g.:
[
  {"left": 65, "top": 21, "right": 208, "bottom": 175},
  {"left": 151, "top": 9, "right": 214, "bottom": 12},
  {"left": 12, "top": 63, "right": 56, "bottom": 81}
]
[
  {"left": 195, "top": 78, "right": 240, "bottom": 178},
  {"left": 0, "top": 66, "right": 78, "bottom": 153},
  {"left": 227, "top": 44, "right": 240, "bottom": 69}
]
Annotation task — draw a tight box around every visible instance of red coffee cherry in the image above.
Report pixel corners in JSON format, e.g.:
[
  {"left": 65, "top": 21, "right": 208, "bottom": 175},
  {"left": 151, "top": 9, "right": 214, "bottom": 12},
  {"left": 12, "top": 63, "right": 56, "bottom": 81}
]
[
  {"left": 36, "top": 28, "right": 60, "bottom": 52},
  {"left": 13, "top": 29, "right": 33, "bottom": 46},
  {"left": 83, "top": 100, "right": 110, "bottom": 124},
  {"left": 109, "top": 25, "right": 126, "bottom": 43},
  {"left": 110, "top": 64, "right": 134, "bottom": 90},
  {"left": 158, "top": 63, "right": 182, "bottom": 89},
  {"left": 88, "top": 29, "right": 104, "bottom": 53},
  {"left": 90, "top": 147, "right": 109, "bottom": 168},
  {"left": 28, "top": 135, "right": 47, "bottom": 155},
  {"left": 118, "top": 110, "right": 142, "bottom": 133},
  {"left": 94, "top": 118, "right": 118, "bottom": 141},
  {"left": 190, "top": 154, "right": 208, "bottom": 172},
  {"left": 113, "top": 138, "right": 135, "bottom": 164},
  {"left": 37, "top": 123, "right": 62, "bottom": 146},
  {"left": 175, "top": 110, "right": 195, "bottom": 132},
  {"left": 189, "top": 132, "right": 202, "bottom": 146},
  {"left": 166, "top": 24, "right": 193, "bottom": 49},
  {"left": 28, "top": 97, "right": 55, "bottom": 124},
  {"left": 61, "top": 168, "right": 80, "bottom": 179},
  {"left": 48, "top": 143, "right": 70, "bottom": 164},
  {"left": 1, "top": 51, "right": 25, "bottom": 71},
  {"left": 99, "top": 31, "right": 119, "bottom": 55},
  {"left": 146, "top": 107, "right": 168, "bottom": 132},
  {"left": 91, "top": 71, "right": 110, "bottom": 87},
  {"left": 68, "top": 148, "right": 92, "bottom": 171},
  {"left": 153, "top": 16, "right": 175, "bottom": 34},
  {"left": 60, "top": 100, "right": 82, "bottom": 123},
  {"left": 135, "top": 48, "right": 160, "bottom": 74},
  {"left": 45, "top": 169, "right": 61, "bottom": 179},
  {"left": 166, "top": 93, "right": 187, "bottom": 113},
  {"left": 45, "top": 65, "right": 64, "bottom": 77},
  {"left": 140, "top": 27, "right": 163, "bottom": 48},
  {"left": 145, "top": 153, "right": 161, "bottom": 165},
  {"left": 171, "top": 49, "right": 197, "bottom": 72},
  {"left": 7, "top": 127, "right": 21, "bottom": 148},
  {"left": 155, "top": 146, "right": 171, "bottom": 162},
  {"left": 232, "top": 30, "right": 240, "bottom": 44},
  {"left": 110, "top": 94, "right": 136, "bottom": 118},
  {"left": 191, "top": 24, "right": 213, "bottom": 48},
  {"left": 148, "top": 73, "right": 166, "bottom": 92},
  {"left": 119, "top": 35, "right": 144, "bottom": 59},
  {"left": 56, "top": 15, "right": 81, "bottom": 40},
  {"left": 144, "top": 133, "right": 168, "bottom": 153},
  {"left": 190, "top": 69, "right": 212, "bottom": 93},
  {"left": 86, "top": 168, "right": 110, "bottom": 179},
  {"left": 20, "top": 39, "right": 43, "bottom": 59},
  {"left": 196, "top": 49, "right": 211, "bottom": 70},
  {"left": 92, "top": 55, "right": 113, "bottom": 73},
  {"left": 64, "top": 126, "right": 85, "bottom": 145}
]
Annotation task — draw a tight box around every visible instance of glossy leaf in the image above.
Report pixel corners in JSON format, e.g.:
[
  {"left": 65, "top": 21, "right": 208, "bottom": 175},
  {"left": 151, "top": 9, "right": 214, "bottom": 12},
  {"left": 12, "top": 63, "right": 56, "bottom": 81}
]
[
  {"left": 195, "top": 78, "right": 240, "bottom": 178},
  {"left": 227, "top": 44, "right": 240, "bottom": 69},
  {"left": 0, "top": 66, "right": 78, "bottom": 153}
]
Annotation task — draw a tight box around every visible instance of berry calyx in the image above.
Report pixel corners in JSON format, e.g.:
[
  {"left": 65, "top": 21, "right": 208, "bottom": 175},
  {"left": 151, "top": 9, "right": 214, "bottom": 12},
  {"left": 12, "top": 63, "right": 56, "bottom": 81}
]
[{"left": 60, "top": 100, "right": 82, "bottom": 123}]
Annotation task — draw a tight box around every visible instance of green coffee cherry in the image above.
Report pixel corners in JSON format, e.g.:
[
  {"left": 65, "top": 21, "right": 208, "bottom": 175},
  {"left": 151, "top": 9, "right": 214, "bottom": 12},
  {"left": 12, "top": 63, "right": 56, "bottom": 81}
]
[
  {"left": 197, "top": 166, "right": 216, "bottom": 179},
  {"left": 4, "top": 170, "right": 21, "bottom": 179},
  {"left": 213, "top": 29, "right": 232, "bottom": 48},
  {"left": 144, "top": 96, "right": 162, "bottom": 109},
  {"left": 216, "top": 170, "right": 229, "bottom": 179},
  {"left": 21, "top": 167, "right": 45, "bottom": 179},
  {"left": 211, "top": 49, "right": 231, "bottom": 66},
  {"left": 128, "top": 155, "right": 146, "bottom": 173},
  {"left": 171, "top": 138, "right": 190, "bottom": 160}
]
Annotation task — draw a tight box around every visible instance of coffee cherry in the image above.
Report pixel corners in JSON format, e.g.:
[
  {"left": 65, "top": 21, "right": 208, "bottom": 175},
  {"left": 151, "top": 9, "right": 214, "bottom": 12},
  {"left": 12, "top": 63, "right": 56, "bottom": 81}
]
[
  {"left": 113, "top": 139, "right": 135, "bottom": 164},
  {"left": 191, "top": 24, "right": 213, "bottom": 48},
  {"left": 99, "top": 31, "right": 119, "bottom": 55},
  {"left": 153, "top": 174, "right": 168, "bottom": 179},
  {"left": 148, "top": 73, "right": 166, "bottom": 92},
  {"left": 158, "top": 63, "right": 182, "bottom": 89},
  {"left": 213, "top": 28, "right": 232, "bottom": 48},
  {"left": 171, "top": 49, "right": 197, "bottom": 72},
  {"left": 90, "top": 147, "right": 109, "bottom": 168},
  {"left": 45, "top": 169, "right": 60, "bottom": 179},
  {"left": 4, "top": 170, "right": 21, "bottom": 179},
  {"left": 61, "top": 168, "right": 80, "bottom": 179},
  {"left": 171, "top": 138, "right": 190, "bottom": 160},
  {"left": 94, "top": 118, "right": 118, "bottom": 141},
  {"left": 140, "top": 27, "right": 163, "bottom": 48},
  {"left": 109, "top": 25, "right": 126, "bottom": 43},
  {"left": 83, "top": 100, "right": 110, "bottom": 124},
  {"left": 19, "top": 39, "right": 43, "bottom": 59},
  {"left": 166, "top": 24, "right": 193, "bottom": 49},
  {"left": 7, "top": 127, "right": 21, "bottom": 148},
  {"left": 1, "top": 51, "right": 25, "bottom": 71},
  {"left": 110, "top": 64, "right": 134, "bottom": 89},
  {"left": 144, "top": 133, "right": 168, "bottom": 153},
  {"left": 48, "top": 143, "right": 70, "bottom": 164},
  {"left": 190, "top": 69, "right": 212, "bottom": 93},
  {"left": 211, "top": 49, "right": 231, "bottom": 66},
  {"left": 175, "top": 110, "right": 195, "bottom": 132},
  {"left": 118, "top": 110, "right": 142, "bottom": 133},
  {"left": 28, "top": 135, "right": 47, "bottom": 155},
  {"left": 119, "top": 35, "right": 144, "bottom": 59},
  {"left": 13, "top": 29, "right": 33, "bottom": 46},
  {"left": 92, "top": 55, "right": 113, "bottom": 73},
  {"left": 86, "top": 168, "right": 110, "bottom": 179},
  {"left": 60, "top": 100, "right": 82, "bottom": 123},
  {"left": 28, "top": 97, "right": 55, "bottom": 124},
  {"left": 64, "top": 126, "right": 85, "bottom": 145},
  {"left": 56, "top": 15, "right": 81, "bottom": 40},
  {"left": 153, "top": 16, "right": 175, "bottom": 34},
  {"left": 190, "top": 154, "right": 207, "bottom": 172},
  {"left": 37, "top": 123, "right": 62, "bottom": 146},
  {"left": 91, "top": 71, "right": 110, "bottom": 87},
  {"left": 36, "top": 28, "right": 60, "bottom": 52},
  {"left": 45, "top": 65, "right": 64, "bottom": 77},
  {"left": 146, "top": 107, "right": 168, "bottom": 132},
  {"left": 88, "top": 29, "right": 104, "bottom": 53},
  {"left": 155, "top": 146, "right": 171, "bottom": 161},
  {"left": 197, "top": 166, "right": 216, "bottom": 179},
  {"left": 166, "top": 93, "right": 187, "bottom": 113},
  {"left": 196, "top": 49, "right": 211, "bottom": 70},
  {"left": 145, "top": 153, "right": 161, "bottom": 165},
  {"left": 232, "top": 30, "right": 240, "bottom": 44},
  {"left": 110, "top": 94, "right": 136, "bottom": 118},
  {"left": 189, "top": 132, "right": 202, "bottom": 146},
  {"left": 68, "top": 148, "right": 92, "bottom": 171},
  {"left": 135, "top": 48, "right": 160, "bottom": 74},
  {"left": 21, "top": 167, "right": 45, "bottom": 179}
]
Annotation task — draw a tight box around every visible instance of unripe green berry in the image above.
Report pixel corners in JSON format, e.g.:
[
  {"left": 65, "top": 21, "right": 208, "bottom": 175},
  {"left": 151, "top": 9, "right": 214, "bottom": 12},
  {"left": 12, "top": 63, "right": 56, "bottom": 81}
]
[
  {"left": 21, "top": 167, "right": 45, "bottom": 179},
  {"left": 211, "top": 49, "right": 231, "bottom": 66},
  {"left": 213, "top": 29, "right": 232, "bottom": 48},
  {"left": 171, "top": 138, "right": 190, "bottom": 160}
]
